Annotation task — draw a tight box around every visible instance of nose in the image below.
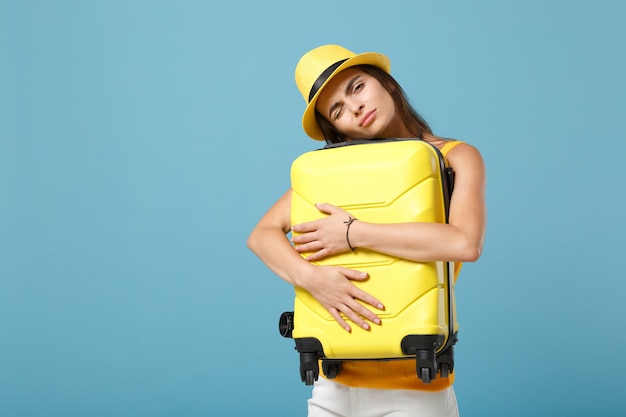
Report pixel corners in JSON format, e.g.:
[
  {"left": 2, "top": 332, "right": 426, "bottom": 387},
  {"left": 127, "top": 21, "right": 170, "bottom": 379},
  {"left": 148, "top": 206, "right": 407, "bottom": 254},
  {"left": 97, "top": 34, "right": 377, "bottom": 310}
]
[{"left": 351, "top": 103, "right": 364, "bottom": 117}]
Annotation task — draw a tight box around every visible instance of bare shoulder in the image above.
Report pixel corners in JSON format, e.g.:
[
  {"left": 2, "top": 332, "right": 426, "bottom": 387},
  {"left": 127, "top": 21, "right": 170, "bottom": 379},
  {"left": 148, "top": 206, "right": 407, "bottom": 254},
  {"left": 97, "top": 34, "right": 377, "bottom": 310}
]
[
  {"left": 423, "top": 135, "right": 485, "bottom": 175},
  {"left": 446, "top": 142, "right": 484, "bottom": 170},
  {"left": 445, "top": 142, "right": 486, "bottom": 201}
]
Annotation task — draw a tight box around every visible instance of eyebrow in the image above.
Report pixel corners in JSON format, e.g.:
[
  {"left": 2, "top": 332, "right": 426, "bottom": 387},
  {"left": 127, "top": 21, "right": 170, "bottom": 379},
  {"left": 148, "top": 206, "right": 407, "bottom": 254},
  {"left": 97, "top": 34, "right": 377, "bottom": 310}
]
[{"left": 327, "top": 75, "right": 362, "bottom": 119}]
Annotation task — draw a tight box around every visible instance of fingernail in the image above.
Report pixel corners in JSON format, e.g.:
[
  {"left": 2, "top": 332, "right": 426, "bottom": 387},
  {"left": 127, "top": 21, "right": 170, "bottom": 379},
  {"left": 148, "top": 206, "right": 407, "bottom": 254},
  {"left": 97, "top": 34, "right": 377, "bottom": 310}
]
[
  {"left": 377, "top": 304, "right": 384, "bottom": 309},
  {"left": 374, "top": 318, "right": 381, "bottom": 325},
  {"left": 362, "top": 323, "right": 370, "bottom": 330}
]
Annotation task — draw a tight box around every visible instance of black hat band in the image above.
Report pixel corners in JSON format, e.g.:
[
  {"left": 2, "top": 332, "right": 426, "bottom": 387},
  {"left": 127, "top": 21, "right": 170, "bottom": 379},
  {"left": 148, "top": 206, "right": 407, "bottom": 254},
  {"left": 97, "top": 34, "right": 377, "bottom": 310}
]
[{"left": 308, "top": 58, "right": 349, "bottom": 103}]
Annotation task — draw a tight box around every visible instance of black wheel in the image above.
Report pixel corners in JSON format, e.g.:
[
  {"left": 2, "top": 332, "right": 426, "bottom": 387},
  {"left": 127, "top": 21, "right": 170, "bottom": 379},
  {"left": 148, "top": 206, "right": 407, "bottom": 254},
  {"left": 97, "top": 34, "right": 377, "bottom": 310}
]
[
  {"left": 299, "top": 352, "right": 319, "bottom": 386},
  {"left": 322, "top": 360, "right": 342, "bottom": 379},
  {"left": 278, "top": 311, "right": 294, "bottom": 338},
  {"left": 420, "top": 367, "right": 432, "bottom": 384},
  {"left": 415, "top": 349, "right": 436, "bottom": 384},
  {"left": 304, "top": 369, "right": 316, "bottom": 386},
  {"left": 439, "top": 363, "right": 449, "bottom": 378}
]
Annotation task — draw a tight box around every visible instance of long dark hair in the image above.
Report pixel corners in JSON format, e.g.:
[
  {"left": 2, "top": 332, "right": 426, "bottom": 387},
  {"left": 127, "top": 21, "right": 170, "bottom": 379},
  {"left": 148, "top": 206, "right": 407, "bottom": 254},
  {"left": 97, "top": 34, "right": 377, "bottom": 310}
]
[{"left": 315, "top": 64, "right": 432, "bottom": 144}]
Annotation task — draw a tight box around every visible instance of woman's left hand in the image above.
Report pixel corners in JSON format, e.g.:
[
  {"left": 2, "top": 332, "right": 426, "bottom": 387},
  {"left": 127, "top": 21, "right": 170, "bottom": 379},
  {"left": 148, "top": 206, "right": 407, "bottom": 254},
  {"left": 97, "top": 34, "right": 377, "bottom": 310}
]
[{"left": 291, "top": 203, "right": 355, "bottom": 262}]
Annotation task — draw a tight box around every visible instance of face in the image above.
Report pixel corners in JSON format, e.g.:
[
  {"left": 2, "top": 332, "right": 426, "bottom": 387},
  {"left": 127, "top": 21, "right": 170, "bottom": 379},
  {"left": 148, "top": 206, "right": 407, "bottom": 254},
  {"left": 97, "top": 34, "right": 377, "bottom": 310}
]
[{"left": 315, "top": 67, "right": 410, "bottom": 140}]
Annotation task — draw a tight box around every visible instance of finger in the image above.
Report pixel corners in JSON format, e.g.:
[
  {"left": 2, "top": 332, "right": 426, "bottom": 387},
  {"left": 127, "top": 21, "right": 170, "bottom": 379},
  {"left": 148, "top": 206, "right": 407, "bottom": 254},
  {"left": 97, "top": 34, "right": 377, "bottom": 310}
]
[
  {"left": 314, "top": 202, "right": 335, "bottom": 214},
  {"left": 328, "top": 307, "right": 352, "bottom": 332},
  {"left": 291, "top": 232, "right": 317, "bottom": 245},
  {"left": 292, "top": 240, "right": 323, "bottom": 253},
  {"left": 291, "top": 220, "right": 318, "bottom": 233},
  {"left": 349, "top": 298, "right": 383, "bottom": 325},
  {"left": 341, "top": 268, "right": 370, "bottom": 281},
  {"left": 353, "top": 288, "right": 385, "bottom": 312},
  {"left": 316, "top": 203, "right": 350, "bottom": 219},
  {"left": 336, "top": 303, "right": 372, "bottom": 331},
  {"left": 301, "top": 249, "right": 329, "bottom": 262},
  {"left": 339, "top": 269, "right": 385, "bottom": 310}
]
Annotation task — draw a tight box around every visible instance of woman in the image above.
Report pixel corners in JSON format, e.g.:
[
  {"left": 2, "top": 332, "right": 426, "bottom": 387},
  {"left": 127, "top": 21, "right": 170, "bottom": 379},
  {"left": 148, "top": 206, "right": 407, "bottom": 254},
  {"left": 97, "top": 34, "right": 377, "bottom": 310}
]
[{"left": 247, "top": 44, "right": 486, "bottom": 417}]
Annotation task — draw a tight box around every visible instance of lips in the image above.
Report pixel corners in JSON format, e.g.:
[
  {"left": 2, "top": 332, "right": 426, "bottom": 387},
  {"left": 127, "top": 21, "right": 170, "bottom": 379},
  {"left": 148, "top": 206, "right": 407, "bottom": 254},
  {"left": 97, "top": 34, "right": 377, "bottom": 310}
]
[{"left": 359, "top": 109, "right": 377, "bottom": 127}]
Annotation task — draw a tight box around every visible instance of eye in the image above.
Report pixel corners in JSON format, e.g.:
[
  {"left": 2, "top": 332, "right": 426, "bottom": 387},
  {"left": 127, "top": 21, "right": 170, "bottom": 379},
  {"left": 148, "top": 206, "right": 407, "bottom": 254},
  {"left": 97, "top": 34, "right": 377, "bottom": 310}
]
[
  {"left": 353, "top": 82, "right": 364, "bottom": 94},
  {"left": 332, "top": 106, "right": 343, "bottom": 120}
]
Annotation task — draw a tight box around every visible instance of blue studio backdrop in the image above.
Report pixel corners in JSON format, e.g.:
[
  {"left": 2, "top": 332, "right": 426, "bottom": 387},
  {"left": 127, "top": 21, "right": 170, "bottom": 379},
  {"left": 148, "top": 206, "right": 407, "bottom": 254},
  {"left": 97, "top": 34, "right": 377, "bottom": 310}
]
[{"left": 1, "top": 1, "right": 625, "bottom": 416}]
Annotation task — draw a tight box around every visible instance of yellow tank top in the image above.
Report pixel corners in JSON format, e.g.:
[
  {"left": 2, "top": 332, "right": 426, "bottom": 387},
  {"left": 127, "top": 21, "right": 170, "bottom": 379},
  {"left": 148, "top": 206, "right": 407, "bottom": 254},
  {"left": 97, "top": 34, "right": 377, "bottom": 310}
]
[{"left": 324, "top": 139, "right": 464, "bottom": 391}]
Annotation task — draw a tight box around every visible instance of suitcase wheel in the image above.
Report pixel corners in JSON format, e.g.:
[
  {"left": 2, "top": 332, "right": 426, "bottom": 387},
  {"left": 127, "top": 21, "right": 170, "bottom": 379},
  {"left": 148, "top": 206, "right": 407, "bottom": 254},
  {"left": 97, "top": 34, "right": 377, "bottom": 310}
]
[
  {"left": 322, "top": 360, "right": 342, "bottom": 379},
  {"left": 438, "top": 363, "right": 450, "bottom": 378},
  {"left": 415, "top": 349, "right": 437, "bottom": 384},
  {"left": 436, "top": 344, "right": 455, "bottom": 378},
  {"left": 419, "top": 367, "right": 433, "bottom": 384},
  {"left": 304, "top": 369, "right": 316, "bottom": 386},
  {"left": 278, "top": 311, "right": 294, "bottom": 338},
  {"left": 299, "top": 352, "right": 319, "bottom": 386}
]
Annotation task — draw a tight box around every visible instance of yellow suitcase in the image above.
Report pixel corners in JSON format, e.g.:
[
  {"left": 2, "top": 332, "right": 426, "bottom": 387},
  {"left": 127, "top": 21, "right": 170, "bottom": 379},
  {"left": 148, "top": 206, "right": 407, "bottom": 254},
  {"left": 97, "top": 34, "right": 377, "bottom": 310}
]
[{"left": 279, "top": 139, "right": 458, "bottom": 385}]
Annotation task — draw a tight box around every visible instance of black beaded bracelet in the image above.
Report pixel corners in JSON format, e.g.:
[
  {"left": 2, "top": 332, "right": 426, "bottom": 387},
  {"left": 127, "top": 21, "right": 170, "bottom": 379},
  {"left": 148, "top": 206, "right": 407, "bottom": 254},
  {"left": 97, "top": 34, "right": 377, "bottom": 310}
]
[{"left": 344, "top": 216, "right": 357, "bottom": 251}]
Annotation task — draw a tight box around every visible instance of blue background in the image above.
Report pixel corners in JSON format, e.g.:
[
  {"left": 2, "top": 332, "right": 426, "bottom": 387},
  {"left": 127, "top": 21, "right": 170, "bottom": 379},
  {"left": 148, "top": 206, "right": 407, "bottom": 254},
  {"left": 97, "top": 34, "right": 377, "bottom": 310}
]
[{"left": 2, "top": 1, "right": 625, "bottom": 416}]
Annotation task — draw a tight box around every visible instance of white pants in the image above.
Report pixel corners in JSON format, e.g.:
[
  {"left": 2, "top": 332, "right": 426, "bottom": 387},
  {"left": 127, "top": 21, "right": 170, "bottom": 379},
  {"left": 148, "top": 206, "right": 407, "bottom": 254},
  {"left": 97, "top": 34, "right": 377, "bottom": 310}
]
[{"left": 307, "top": 377, "right": 459, "bottom": 417}]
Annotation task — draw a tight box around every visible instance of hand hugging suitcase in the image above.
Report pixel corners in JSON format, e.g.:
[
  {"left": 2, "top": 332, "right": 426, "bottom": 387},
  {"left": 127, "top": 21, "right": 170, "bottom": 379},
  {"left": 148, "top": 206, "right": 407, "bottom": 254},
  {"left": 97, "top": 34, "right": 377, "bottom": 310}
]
[{"left": 279, "top": 139, "right": 458, "bottom": 386}]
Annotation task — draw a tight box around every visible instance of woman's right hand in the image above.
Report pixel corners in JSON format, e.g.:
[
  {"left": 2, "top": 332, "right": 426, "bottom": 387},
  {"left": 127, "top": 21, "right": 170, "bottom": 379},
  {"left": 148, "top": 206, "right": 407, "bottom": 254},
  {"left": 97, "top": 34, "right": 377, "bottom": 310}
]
[{"left": 297, "top": 265, "right": 385, "bottom": 332}]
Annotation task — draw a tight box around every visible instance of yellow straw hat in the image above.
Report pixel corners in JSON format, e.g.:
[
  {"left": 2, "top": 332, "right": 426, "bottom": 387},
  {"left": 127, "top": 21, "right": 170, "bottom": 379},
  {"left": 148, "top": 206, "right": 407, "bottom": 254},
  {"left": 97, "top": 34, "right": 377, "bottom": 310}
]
[{"left": 295, "top": 44, "right": 390, "bottom": 141}]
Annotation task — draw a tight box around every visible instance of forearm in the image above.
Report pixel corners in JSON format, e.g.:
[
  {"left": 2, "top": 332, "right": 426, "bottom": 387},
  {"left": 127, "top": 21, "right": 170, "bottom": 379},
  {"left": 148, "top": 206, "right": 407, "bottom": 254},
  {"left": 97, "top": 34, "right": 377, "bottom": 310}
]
[
  {"left": 348, "top": 220, "right": 482, "bottom": 263},
  {"left": 247, "top": 224, "right": 313, "bottom": 287},
  {"left": 248, "top": 191, "right": 389, "bottom": 332},
  {"left": 347, "top": 143, "right": 486, "bottom": 263},
  {"left": 246, "top": 189, "right": 315, "bottom": 286}
]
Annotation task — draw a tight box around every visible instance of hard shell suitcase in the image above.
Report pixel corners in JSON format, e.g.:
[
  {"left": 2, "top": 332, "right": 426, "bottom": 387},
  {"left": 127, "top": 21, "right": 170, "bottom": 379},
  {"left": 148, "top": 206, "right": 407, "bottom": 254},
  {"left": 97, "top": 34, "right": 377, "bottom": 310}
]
[{"left": 279, "top": 139, "right": 458, "bottom": 386}]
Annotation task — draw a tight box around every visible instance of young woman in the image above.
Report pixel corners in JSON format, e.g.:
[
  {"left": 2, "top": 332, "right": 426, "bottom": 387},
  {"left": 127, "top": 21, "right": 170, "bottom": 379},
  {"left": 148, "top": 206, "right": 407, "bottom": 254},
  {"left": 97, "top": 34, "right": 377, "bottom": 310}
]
[{"left": 247, "top": 44, "right": 486, "bottom": 417}]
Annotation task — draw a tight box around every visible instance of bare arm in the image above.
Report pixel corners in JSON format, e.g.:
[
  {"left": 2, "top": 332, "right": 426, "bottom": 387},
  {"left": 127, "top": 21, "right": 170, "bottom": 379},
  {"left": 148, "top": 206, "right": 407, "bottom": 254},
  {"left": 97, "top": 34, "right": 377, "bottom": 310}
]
[
  {"left": 291, "top": 143, "right": 487, "bottom": 263},
  {"left": 246, "top": 190, "right": 385, "bottom": 331},
  {"left": 246, "top": 190, "right": 311, "bottom": 286}
]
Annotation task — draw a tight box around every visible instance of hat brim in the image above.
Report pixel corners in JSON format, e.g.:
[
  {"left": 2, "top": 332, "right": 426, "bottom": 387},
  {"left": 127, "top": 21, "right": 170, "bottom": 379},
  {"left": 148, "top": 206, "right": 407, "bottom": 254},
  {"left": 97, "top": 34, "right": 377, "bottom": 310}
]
[{"left": 302, "top": 52, "right": 390, "bottom": 141}]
